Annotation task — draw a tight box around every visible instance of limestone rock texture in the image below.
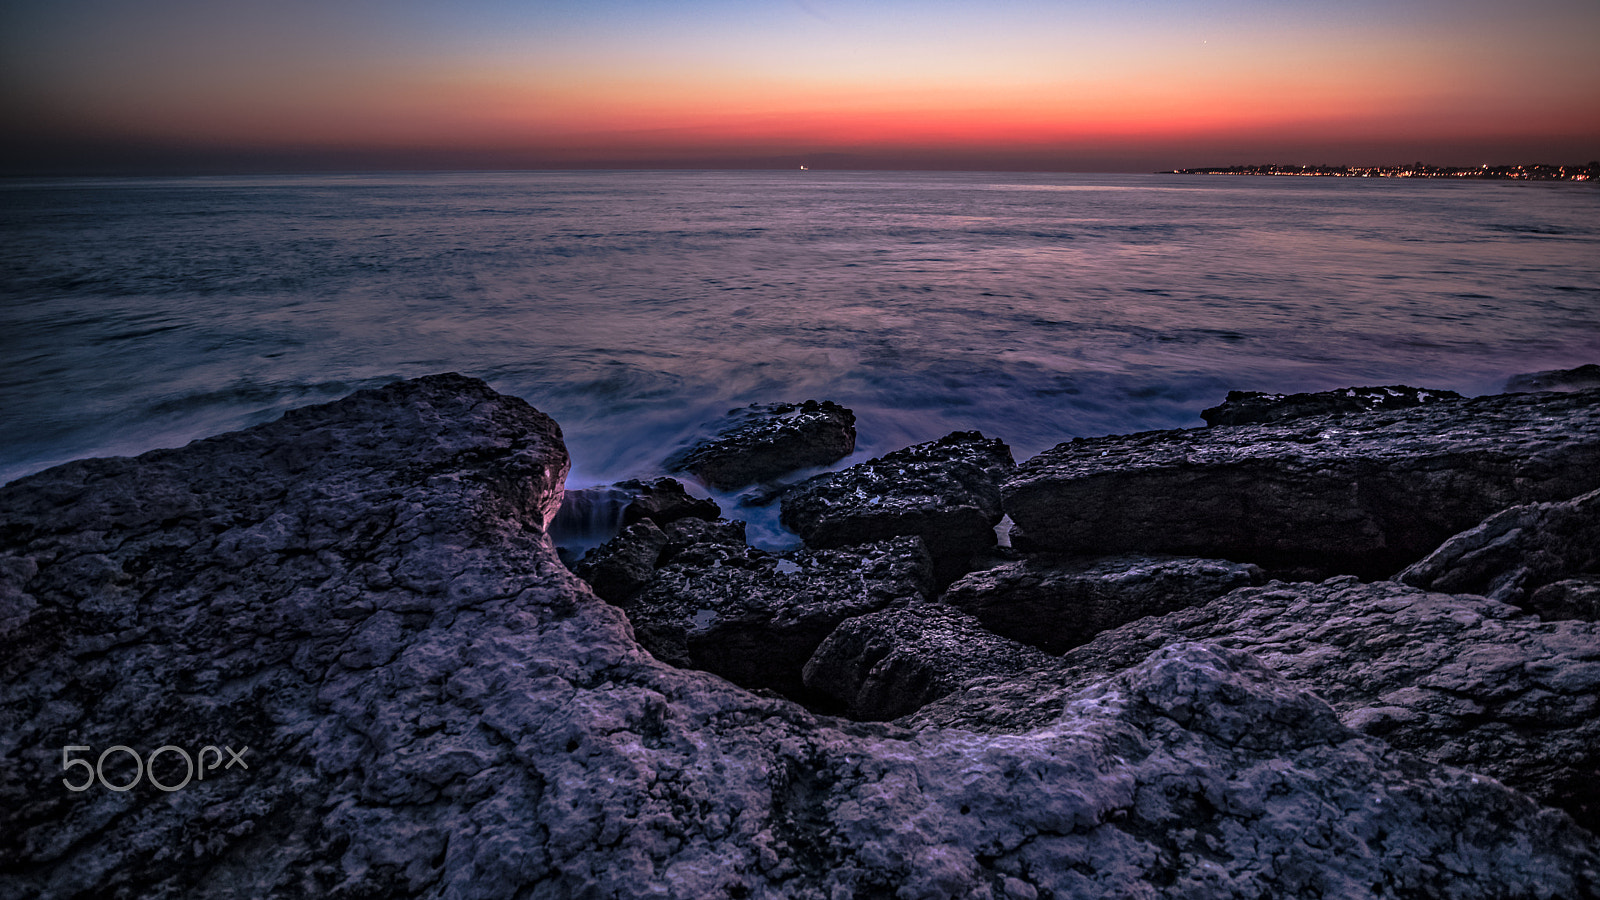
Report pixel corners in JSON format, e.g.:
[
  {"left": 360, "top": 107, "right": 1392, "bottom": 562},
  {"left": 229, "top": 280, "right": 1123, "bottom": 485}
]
[
  {"left": 1003, "top": 388, "right": 1600, "bottom": 580},
  {"left": 3, "top": 375, "right": 1598, "bottom": 900},
  {"left": 801, "top": 604, "right": 1056, "bottom": 721},
  {"left": 1200, "top": 385, "right": 1463, "bottom": 427},
  {"left": 909, "top": 576, "right": 1600, "bottom": 834},
  {"left": 780, "top": 431, "right": 1015, "bottom": 585},
  {"left": 940, "top": 554, "right": 1264, "bottom": 654},
  {"left": 665, "top": 400, "right": 856, "bottom": 490},
  {"left": 1397, "top": 486, "right": 1600, "bottom": 613}
]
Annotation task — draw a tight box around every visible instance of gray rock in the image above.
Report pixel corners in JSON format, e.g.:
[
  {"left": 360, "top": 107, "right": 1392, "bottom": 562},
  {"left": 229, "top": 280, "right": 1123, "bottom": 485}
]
[
  {"left": 572, "top": 519, "right": 670, "bottom": 602},
  {"left": 802, "top": 604, "right": 1055, "bottom": 720},
  {"left": 551, "top": 477, "right": 718, "bottom": 567},
  {"left": 1529, "top": 576, "right": 1600, "bottom": 622},
  {"left": 617, "top": 476, "right": 721, "bottom": 526},
  {"left": 619, "top": 536, "right": 933, "bottom": 704},
  {"left": 1507, "top": 363, "right": 1600, "bottom": 393},
  {"left": 780, "top": 431, "right": 1015, "bottom": 585},
  {"left": 908, "top": 576, "right": 1600, "bottom": 833},
  {"left": 940, "top": 554, "right": 1265, "bottom": 654},
  {"left": 1202, "top": 384, "right": 1463, "bottom": 426},
  {"left": 665, "top": 400, "right": 856, "bottom": 490},
  {"left": 1004, "top": 388, "right": 1600, "bottom": 580},
  {"left": 1397, "top": 486, "right": 1600, "bottom": 611},
  {"left": 4, "top": 376, "right": 1597, "bottom": 899}
]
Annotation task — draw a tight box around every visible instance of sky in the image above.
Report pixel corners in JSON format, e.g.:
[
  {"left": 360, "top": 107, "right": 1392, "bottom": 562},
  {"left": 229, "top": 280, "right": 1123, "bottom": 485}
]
[{"left": 3, "top": 0, "right": 1598, "bottom": 174}]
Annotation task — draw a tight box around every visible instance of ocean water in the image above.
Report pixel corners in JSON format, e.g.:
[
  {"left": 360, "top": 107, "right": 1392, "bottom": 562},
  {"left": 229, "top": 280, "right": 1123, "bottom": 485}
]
[{"left": 5, "top": 171, "right": 1599, "bottom": 525}]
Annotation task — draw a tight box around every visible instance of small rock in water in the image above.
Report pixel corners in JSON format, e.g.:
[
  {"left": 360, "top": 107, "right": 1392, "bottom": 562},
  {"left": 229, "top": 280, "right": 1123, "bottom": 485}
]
[
  {"left": 1201, "top": 384, "right": 1462, "bottom": 426},
  {"left": 665, "top": 400, "right": 856, "bottom": 490},
  {"left": 1505, "top": 363, "right": 1600, "bottom": 393}
]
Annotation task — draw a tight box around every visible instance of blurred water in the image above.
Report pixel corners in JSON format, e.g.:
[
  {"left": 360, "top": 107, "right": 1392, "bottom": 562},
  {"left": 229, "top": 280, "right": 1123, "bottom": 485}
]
[{"left": 4, "top": 171, "right": 1598, "bottom": 499}]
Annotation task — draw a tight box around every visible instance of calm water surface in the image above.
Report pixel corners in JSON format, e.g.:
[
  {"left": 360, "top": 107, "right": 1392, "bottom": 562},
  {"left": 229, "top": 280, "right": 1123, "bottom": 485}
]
[{"left": 4, "top": 171, "right": 1598, "bottom": 506}]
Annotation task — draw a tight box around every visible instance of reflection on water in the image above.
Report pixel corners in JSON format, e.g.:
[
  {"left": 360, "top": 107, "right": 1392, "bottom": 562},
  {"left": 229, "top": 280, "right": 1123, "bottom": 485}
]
[{"left": 3, "top": 172, "right": 1598, "bottom": 493}]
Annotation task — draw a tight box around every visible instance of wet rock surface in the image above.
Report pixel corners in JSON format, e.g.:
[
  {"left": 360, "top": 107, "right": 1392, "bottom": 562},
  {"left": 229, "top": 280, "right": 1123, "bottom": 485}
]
[
  {"left": 940, "top": 554, "right": 1265, "bottom": 654},
  {"left": 801, "top": 604, "right": 1055, "bottom": 721},
  {"left": 1004, "top": 388, "right": 1600, "bottom": 580},
  {"left": 1397, "top": 486, "right": 1600, "bottom": 612},
  {"left": 4, "top": 375, "right": 1599, "bottom": 899},
  {"left": 665, "top": 400, "right": 856, "bottom": 490},
  {"left": 780, "top": 431, "right": 1015, "bottom": 585},
  {"left": 1506, "top": 363, "right": 1600, "bottom": 393},
  {"left": 909, "top": 576, "right": 1600, "bottom": 833},
  {"left": 1201, "top": 384, "right": 1464, "bottom": 426},
  {"left": 618, "top": 536, "right": 933, "bottom": 704}
]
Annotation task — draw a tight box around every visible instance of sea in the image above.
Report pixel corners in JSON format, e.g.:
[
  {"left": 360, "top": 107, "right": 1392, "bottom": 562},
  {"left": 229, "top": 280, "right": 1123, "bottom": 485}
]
[{"left": 4, "top": 171, "right": 1598, "bottom": 545}]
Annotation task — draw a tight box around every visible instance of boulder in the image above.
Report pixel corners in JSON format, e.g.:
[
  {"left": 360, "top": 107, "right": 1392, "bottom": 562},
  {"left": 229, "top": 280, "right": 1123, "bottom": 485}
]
[
  {"left": 801, "top": 604, "right": 1055, "bottom": 721},
  {"left": 1003, "top": 388, "right": 1600, "bottom": 580},
  {"left": 4, "top": 376, "right": 1597, "bottom": 899},
  {"left": 1201, "top": 384, "right": 1463, "bottom": 426},
  {"left": 665, "top": 400, "right": 856, "bottom": 490},
  {"left": 617, "top": 476, "right": 721, "bottom": 526},
  {"left": 908, "top": 576, "right": 1600, "bottom": 834},
  {"left": 1528, "top": 576, "right": 1600, "bottom": 622},
  {"left": 550, "top": 477, "right": 718, "bottom": 566},
  {"left": 1397, "top": 486, "right": 1600, "bottom": 612},
  {"left": 780, "top": 431, "right": 1015, "bottom": 585},
  {"left": 940, "top": 554, "right": 1264, "bottom": 654},
  {"left": 618, "top": 536, "right": 933, "bottom": 704},
  {"left": 1506, "top": 363, "right": 1600, "bottom": 393},
  {"left": 571, "top": 514, "right": 748, "bottom": 604}
]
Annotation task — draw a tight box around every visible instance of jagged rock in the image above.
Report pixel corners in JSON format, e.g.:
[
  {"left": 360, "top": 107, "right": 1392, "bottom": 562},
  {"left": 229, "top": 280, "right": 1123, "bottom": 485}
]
[
  {"left": 1529, "top": 577, "right": 1600, "bottom": 622},
  {"left": 617, "top": 476, "right": 721, "bottom": 526},
  {"left": 1507, "top": 363, "right": 1600, "bottom": 393},
  {"left": 572, "top": 519, "right": 670, "bottom": 603},
  {"left": 780, "top": 431, "right": 1015, "bottom": 585},
  {"left": 802, "top": 604, "right": 1055, "bottom": 720},
  {"left": 618, "top": 537, "right": 933, "bottom": 704},
  {"left": 5, "top": 376, "right": 1598, "bottom": 900},
  {"left": 940, "top": 554, "right": 1264, "bottom": 654},
  {"left": 907, "top": 577, "right": 1600, "bottom": 833},
  {"left": 573, "top": 515, "right": 747, "bottom": 604},
  {"left": 1004, "top": 388, "right": 1600, "bottom": 580},
  {"left": 1202, "top": 384, "right": 1464, "bottom": 426},
  {"left": 665, "top": 400, "right": 856, "bottom": 490},
  {"left": 1397, "top": 486, "right": 1600, "bottom": 610}
]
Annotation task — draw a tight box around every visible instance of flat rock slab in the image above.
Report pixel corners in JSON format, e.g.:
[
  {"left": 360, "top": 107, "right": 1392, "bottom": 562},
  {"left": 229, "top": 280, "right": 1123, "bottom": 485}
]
[
  {"left": 909, "top": 576, "right": 1600, "bottom": 833},
  {"left": 619, "top": 536, "right": 933, "bottom": 704},
  {"left": 780, "top": 431, "right": 1015, "bottom": 585},
  {"left": 1201, "top": 384, "right": 1463, "bottom": 426},
  {"left": 802, "top": 604, "right": 1056, "bottom": 721},
  {"left": 941, "top": 554, "right": 1264, "bottom": 654},
  {"left": 1398, "top": 486, "right": 1600, "bottom": 612},
  {"left": 665, "top": 400, "right": 856, "bottom": 490},
  {"left": 1004, "top": 388, "right": 1600, "bottom": 580},
  {"left": 4, "top": 376, "right": 1597, "bottom": 899}
]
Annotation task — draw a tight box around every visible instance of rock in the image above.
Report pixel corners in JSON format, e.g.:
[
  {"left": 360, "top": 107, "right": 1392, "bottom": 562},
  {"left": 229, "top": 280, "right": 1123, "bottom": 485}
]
[
  {"left": 617, "top": 476, "right": 721, "bottom": 526},
  {"left": 550, "top": 477, "right": 717, "bottom": 567},
  {"left": 572, "top": 519, "right": 670, "bottom": 603},
  {"left": 908, "top": 576, "right": 1600, "bottom": 833},
  {"left": 1506, "top": 363, "right": 1600, "bottom": 393},
  {"left": 780, "top": 431, "right": 1015, "bottom": 585},
  {"left": 573, "top": 514, "right": 748, "bottom": 604},
  {"left": 665, "top": 400, "right": 856, "bottom": 490},
  {"left": 1202, "top": 384, "right": 1464, "bottom": 426},
  {"left": 1528, "top": 577, "right": 1600, "bottom": 622},
  {"left": 940, "top": 554, "right": 1264, "bottom": 654},
  {"left": 802, "top": 604, "right": 1055, "bottom": 720},
  {"left": 1397, "top": 487, "right": 1600, "bottom": 610},
  {"left": 618, "top": 537, "right": 933, "bottom": 704},
  {"left": 5, "top": 375, "right": 1598, "bottom": 899},
  {"left": 1004, "top": 388, "right": 1600, "bottom": 580}
]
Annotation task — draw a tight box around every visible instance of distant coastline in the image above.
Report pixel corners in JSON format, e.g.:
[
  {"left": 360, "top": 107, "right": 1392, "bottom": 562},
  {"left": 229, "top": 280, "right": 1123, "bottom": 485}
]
[{"left": 1164, "top": 162, "right": 1596, "bottom": 181}]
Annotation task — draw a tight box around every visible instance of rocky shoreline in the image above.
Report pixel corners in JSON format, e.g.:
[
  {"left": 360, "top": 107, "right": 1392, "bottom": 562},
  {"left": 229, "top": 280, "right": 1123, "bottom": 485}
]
[{"left": 3, "top": 372, "right": 1598, "bottom": 899}]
